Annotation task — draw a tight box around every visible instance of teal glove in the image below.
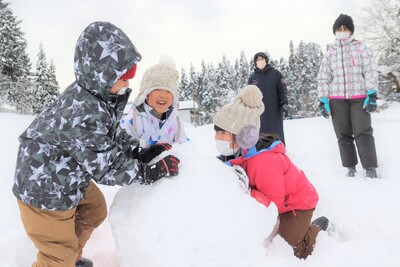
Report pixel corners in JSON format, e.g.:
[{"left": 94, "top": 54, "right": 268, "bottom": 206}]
[
  {"left": 319, "top": 97, "right": 330, "bottom": 119},
  {"left": 363, "top": 90, "right": 377, "bottom": 113}
]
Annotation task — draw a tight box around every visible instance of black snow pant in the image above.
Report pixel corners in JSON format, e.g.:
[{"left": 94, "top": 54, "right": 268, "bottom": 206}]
[{"left": 330, "top": 99, "right": 378, "bottom": 169}]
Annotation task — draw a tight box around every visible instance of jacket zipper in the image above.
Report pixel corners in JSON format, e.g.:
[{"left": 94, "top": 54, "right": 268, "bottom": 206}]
[{"left": 340, "top": 41, "right": 347, "bottom": 98}]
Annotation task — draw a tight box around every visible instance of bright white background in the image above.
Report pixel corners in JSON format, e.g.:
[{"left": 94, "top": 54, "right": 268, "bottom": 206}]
[{"left": 1, "top": 103, "right": 399, "bottom": 266}]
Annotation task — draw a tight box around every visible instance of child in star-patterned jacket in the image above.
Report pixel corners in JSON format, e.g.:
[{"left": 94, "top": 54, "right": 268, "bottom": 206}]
[
  {"left": 120, "top": 58, "right": 188, "bottom": 148},
  {"left": 12, "top": 21, "right": 180, "bottom": 267}
]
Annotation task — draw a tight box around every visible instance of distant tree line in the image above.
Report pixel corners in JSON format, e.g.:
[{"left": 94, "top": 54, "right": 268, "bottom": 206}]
[
  {"left": 1, "top": 0, "right": 398, "bottom": 120},
  {"left": 179, "top": 42, "right": 324, "bottom": 125}
]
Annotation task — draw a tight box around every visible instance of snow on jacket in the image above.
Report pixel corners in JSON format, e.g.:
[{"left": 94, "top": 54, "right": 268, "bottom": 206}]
[
  {"left": 12, "top": 21, "right": 143, "bottom": 211},
  {"left": 120, "top": 102, "right": 187, "bottom": 148},
  {"left": 317, "top": 37, "right": 378, "bottom": 99},
  {"left": 227, "top": 142, "right": 319, "bottom": 214},
  {"left": 248, "top": 65, "right": 288, "bottom": 143}
]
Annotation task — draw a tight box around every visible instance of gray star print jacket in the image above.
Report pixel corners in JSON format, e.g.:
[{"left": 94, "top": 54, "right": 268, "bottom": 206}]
[{"left": 13, "top": 21, "right": 143, "bottom": 210}]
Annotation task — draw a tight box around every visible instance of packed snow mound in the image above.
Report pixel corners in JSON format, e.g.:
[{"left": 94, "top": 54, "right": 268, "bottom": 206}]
[{"left": 109, "top": 143, "right": 277, "bottom": 267}]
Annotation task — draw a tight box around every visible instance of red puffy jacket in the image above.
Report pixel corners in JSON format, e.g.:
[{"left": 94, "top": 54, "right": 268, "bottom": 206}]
[{"left": 229, "top": 142, "right": 319, "bottom": 214}]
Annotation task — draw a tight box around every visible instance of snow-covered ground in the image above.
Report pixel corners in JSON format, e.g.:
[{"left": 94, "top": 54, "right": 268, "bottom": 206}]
[{"left": 1, "top": 103, "right": 399, "bottom": 267}]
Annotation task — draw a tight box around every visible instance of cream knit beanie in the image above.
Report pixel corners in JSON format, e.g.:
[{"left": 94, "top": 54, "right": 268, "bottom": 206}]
[
  {"left": 214, "top": 85, "right": 264, "bottom": 148},
  {"left": 134, "top": 57, "right": 179, "bottom": 108}
]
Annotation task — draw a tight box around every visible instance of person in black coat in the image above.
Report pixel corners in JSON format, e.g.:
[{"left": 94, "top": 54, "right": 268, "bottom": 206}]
[{"left": 248, "top": 52, "right": 288, "bottom": 145}]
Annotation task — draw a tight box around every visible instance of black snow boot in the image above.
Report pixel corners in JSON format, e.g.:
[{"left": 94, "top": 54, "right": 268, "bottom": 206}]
[
  {"left": 346, "top": 166, "right": 356, "bottom": 177},
  {"left": 365, "top": 167, "right": 378, "bottom": 178},
  {"left": 311, "top": 216, "right": 329, "bottom": 231},
  {"left": 76, "top": 258, "right": 93, "bottom": 267}
]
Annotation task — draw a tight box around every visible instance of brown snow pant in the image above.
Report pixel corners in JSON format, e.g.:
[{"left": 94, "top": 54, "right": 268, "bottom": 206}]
[
  {"left": 17, "top": 181, "right": 107, "bottom": 267},
  {"left": 278, "top": 209, "right": 321, "bottom": 259}
]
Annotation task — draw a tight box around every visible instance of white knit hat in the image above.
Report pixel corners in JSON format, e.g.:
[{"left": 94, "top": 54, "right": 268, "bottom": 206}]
[
  {"left": 214, "top": 85, "right": 265, "bottom": 149},
  {"left": 134, "top": 57, "right": 179, "bottom": 107}
]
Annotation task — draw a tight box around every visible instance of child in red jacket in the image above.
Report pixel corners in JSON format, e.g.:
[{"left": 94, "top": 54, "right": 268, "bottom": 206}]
[{"left": 213, "top": 85, "right": 329, "bottom": 259}]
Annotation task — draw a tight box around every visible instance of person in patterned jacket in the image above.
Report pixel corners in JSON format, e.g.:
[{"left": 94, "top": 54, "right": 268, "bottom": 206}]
[
  {"left": 12, "top": 21, "right": 180, "bottom": 267},
  {"left": 317, "top": 14, "right": 379, "bottom": 178}
]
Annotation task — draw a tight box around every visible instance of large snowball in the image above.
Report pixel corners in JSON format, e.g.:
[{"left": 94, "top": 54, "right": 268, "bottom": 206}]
[{"left": 109, "top": 143, "right": 277, "bottom": 267}]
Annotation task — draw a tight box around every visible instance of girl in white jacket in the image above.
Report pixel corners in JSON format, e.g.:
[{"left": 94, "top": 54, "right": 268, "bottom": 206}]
[{"left": 121, "top": 60, "right": 188, "bottom": 148}]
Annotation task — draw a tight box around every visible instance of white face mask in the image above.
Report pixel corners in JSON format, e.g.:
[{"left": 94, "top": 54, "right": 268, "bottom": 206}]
[
  {"left": 256, "top": 60, "right": 267, "bottom": 70},
  {"left": 216, "top": 140, "right": 239, "bottom": 156},
  {"left": 335, "top": 32, "right": 351, "bottom": 40},
  {"left": 117, "top": 87, "right": 129, "bottom": 95}
]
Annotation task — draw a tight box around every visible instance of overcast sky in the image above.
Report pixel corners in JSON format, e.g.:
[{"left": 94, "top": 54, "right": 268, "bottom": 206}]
[{"left": 9, "top": 0, "right": 371, "bottom": 91}]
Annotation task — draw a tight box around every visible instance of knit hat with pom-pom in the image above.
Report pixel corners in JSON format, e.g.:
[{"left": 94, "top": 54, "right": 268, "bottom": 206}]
[
  {"left": 134, "top": 55, "right": 179, "bottom": 108},
  {"left": 214, "top": 85, "right": 264, "bottom": 148}
]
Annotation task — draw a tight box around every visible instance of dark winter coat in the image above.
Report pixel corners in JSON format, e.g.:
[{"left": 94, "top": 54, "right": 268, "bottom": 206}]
[
  {"left": 12, "top": 21, "right": 143, "bottom": 210},
  {"left": 248, "top": 60, "right": 288, "bottom": 144}
]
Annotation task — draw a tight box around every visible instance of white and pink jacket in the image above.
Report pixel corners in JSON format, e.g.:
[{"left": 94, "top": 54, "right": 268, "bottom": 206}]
[
  {"left": 318, "top": 37, "right": 378, "bottom": 100},
  {"left": 120, "top": 102, "right": 187, "bottom": 148}
]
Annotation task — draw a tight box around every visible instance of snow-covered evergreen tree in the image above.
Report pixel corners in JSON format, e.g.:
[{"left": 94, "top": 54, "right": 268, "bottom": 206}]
[
  {"left": 0, "top": 73, "right": 12, "bottom": 108},
  {"left": 359, "top": 0, "right": 400, "bottom": 100},
  {"left": 179, "top": 68, "right": 191, "bottom": 101},
  {"left": 32, "top": 43, "right": 59, "bottom": 114},
  {"left": 0, "top": 0, "right": 32, "bottom": 111},
  {"left": 14, "top": 81, "right": 35, "bottom": 114},
  {"left": 277, "top": 57, "right": 293, "bottom": 116},
  {"left": 286, "top": 40, "right": 302, "bottom": 116},
  {"left": 48, "top": 59, "right": 59, "bottom": 96},
  {"left": 286, "top": 41, "right": 321, "bottom": 117},
  {"left": 269, "top": 58, "right": 279, "bottom": 69},
  {"left": 197, "top": 61, "right": 218, "bottom": 125},
  {"left": 32, "top": 43, "right": 49, "bottom": 114},
  {"left": 187, "top": 64, "right": 203, "bottom": 126},
  {"left": 294, "top": 41, "right": 321, "bottom": 117},
  {"left": 0, "top": 0, "right": 31, "bottom": 81},
  {"left": 234, "top": 51, "right": 250, "bottom": 91},
  {"left": 215, "top": 55, "right": 234, "bottom": 106}
]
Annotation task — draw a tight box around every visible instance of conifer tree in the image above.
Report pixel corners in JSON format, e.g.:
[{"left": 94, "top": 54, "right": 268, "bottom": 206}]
[
  {"left": 0, "top": 73, "right": 12, "bottom": 108},
  {"left": 197, "top": 61, "right": 218, "bottom": 125},
  {"left": 32, "top": 43, "right": 59, "bottom": 114},
  {"left": 277, "top": 57, "right": 293, "bottom": 116},
  {"left": 291, "top": 41, "right": 321, "bottom": 117},
  {"left": 0, "top": 0, "right": 31, "bottom": 81},
  {"left": 215, "top": 55, "right": 234, "bottom": 106},
  {"left": 48, "top": 59, "right": 60, "bottom": 97},
  {"left": 287, "top": 41, "right": 302, "bottom": 116},
  {"left": 179, "top": 67, "right": 191, "bottom": 101},
  {"left": 234, "top": 51, "right": 250, "bottom": 91},
  {"left": 187, "top": 64, "right": 203, "bottom": 126},
  {"left": 15, "top": 81, "right": 35, "bottom": 114},
  {"left": 0, "top": 0, "right": 32, "bottom": 111},
  {"left": 360, "top": 0, "right": 400, "bottom": 97},
  {"left": 188, "top": 64, "right": 198, "bottom": 105}
]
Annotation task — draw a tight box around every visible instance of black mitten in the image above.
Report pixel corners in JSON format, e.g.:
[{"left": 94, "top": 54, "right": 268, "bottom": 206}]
[
  {"left": 142, "top": 155, "right": 180, "bottom": 184},
  {"left": 138, "top": 143, "right": 172, "bottom": 164}
]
